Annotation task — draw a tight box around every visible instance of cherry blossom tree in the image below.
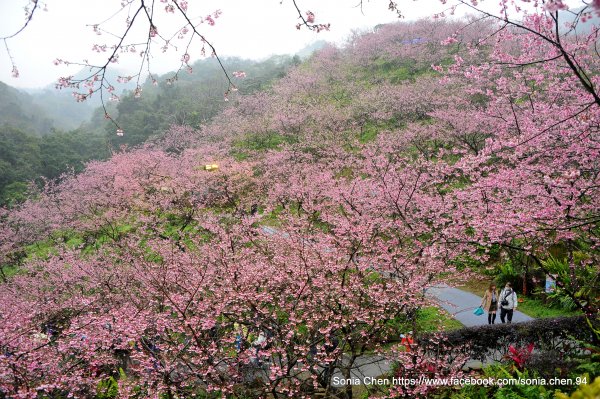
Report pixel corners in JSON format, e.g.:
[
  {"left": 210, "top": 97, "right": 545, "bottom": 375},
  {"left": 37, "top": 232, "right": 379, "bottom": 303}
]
[
  {"left": 0, "top": 137, "right": 465, "bottom": 398},
  {"left": 419, "top": 11, "right": 600, "bottom": 319}
]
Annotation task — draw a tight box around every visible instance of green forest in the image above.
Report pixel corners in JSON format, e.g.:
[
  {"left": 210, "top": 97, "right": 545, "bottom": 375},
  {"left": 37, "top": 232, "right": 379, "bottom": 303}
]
[{"left": 0, "top": 55, "right": 300, "bottom": 205}]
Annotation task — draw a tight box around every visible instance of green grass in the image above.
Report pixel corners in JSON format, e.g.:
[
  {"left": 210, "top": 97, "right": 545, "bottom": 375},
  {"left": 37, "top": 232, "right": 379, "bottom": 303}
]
[
  {"left": 0, "top": 222, "right": 139, "bottom": 280},
  {"left": 456, "top": 278, "right": 491, "bottom": 297},
  {"left": 416, "top": 306, "right": 463, "bottom": 332},
  {"left": 24, "top": 238, "right": 58, "bottom": 260},
  {"left": 0, "top": 264, "right": 20, "bottom": 280},
  {"left": 363, "top": 306, "right": 462, "bottom": 355},
  {"left": 517, "top": 297, "right": 582, "bottom": 319},
  {"left": 231, "top": 131, "right": 298, "bottom": 160},
  {"left": 356, "top": 118, "right": 403, "bottom": 144},
  {"left": 457, "top": 279, "right": 582, "bottom": 318},
  {"left": 365, "top": 58, "right": 430, "bottom": 84},
  {"left": 386, "top": 306, "right": 463, "bottom": 338}
]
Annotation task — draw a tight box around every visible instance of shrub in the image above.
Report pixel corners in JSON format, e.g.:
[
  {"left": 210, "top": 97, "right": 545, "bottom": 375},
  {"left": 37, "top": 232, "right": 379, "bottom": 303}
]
[
  {"left": 555, "top": 375, "right": 600, "bottom": 399},
  {"left": 420, "top": 316, "right": 599, "bottom": 380}
]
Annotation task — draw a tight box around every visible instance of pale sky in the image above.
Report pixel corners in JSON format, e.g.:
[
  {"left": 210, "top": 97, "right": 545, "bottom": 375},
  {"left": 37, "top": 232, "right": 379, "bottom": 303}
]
[
  {"left": 0, "top": 0, "right": 447, "bottom": 89},
  {"left": 2, "top": 0, "right": 572, "bottom": 89}
]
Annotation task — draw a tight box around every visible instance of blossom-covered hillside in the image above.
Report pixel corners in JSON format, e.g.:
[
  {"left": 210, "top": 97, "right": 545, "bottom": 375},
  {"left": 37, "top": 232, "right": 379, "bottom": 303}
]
[{"left": 1, "top": 17, "right": 599, "bottom": 399}]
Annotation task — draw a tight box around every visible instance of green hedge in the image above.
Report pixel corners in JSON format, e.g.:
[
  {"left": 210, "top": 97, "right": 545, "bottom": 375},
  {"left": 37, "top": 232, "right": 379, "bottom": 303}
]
[{"left": 419, "top": 316, "right": 599, "bottom": 380}]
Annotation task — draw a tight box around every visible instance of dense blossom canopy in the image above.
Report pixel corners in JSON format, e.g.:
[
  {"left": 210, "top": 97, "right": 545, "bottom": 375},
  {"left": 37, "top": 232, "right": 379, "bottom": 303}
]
[{"left": 1, "top": 4, "right": 600, "bottom": 398}]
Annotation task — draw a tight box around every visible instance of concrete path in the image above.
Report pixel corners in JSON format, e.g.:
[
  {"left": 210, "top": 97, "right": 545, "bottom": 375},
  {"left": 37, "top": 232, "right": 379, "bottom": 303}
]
[
  {"left": 262, "top": 226, "right": 532, "bottom": 326},
  {"left": 329, "top": 285, "right": 535, "bottom": 384},
  {"left": 331, "top": 355, "right": 392, "bottom": 387},
  {"left": 426, "top": 284, "right": 533, "bottom": 327},
  {"left": 258, "top": 225, "right": 533, "bottom": 382}
]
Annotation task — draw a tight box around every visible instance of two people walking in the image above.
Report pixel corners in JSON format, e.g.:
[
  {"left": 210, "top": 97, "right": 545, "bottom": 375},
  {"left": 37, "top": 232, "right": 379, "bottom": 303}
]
[{"left": 481, "top": 282, "right": 518, "bottom": 324}]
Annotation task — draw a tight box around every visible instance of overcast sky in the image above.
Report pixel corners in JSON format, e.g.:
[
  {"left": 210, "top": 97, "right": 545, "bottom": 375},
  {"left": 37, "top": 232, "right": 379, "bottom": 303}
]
[{"left": 0, "top": 0, "right": 450, "bottom": 89}]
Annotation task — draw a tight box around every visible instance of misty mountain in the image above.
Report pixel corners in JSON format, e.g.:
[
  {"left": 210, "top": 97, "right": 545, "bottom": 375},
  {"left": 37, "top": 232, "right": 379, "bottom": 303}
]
[
  {"left": 296, "top": 40, "right": 328, "bottom": 59},
  {"left": 0, "top": 44, "right": 326, "bottom": 204},
  {"left": 0, "top": 81, "right": 55, "bottom": 135},
  {"left": 20, "top": 88, "right": 95, "bottom": 131},
  {"left": 21, "top": 67, "right": 140, "bottom": 131},
  {"left": 100, "top": 54, "right": 301, "bottom": 147}
]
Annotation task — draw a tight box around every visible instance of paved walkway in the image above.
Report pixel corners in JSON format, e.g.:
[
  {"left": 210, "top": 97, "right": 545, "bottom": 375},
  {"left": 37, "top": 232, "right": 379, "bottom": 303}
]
[
  {"left": 259, "top": 226, "right": 534, "bottom": 382},
  {"left": 331, "top": 355, "right": 392, "bottom": 387},
  {"left": 262, "top": 226, "right": 532, "bottom": 326},
  {"left": 426, "top": 284, "right": 533, "bottom": 327},
  {"left": 330, "top": 284, "right": 534, "bottom": 384}
]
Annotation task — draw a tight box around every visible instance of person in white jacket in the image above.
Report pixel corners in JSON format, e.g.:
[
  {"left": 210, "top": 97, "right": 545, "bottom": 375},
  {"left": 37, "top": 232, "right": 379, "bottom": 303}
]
[
  {"left": 250, "top": 331, "right": 267, "bottom": 366},
  {"left": 499, "top": 282, "right": 518, "bottom": 323}
]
